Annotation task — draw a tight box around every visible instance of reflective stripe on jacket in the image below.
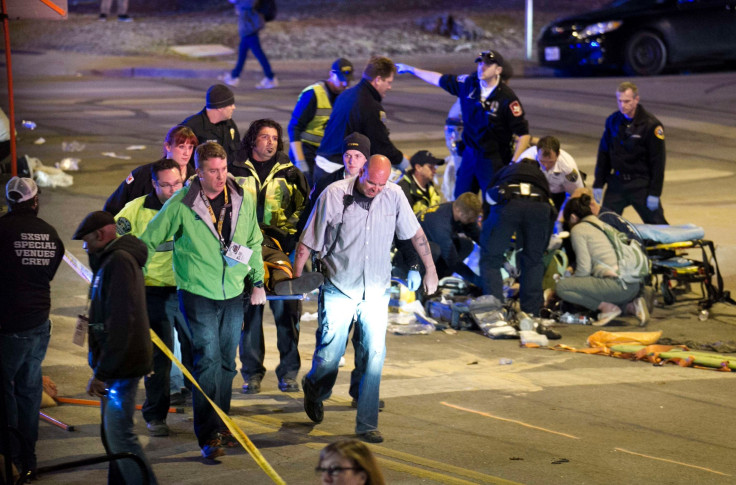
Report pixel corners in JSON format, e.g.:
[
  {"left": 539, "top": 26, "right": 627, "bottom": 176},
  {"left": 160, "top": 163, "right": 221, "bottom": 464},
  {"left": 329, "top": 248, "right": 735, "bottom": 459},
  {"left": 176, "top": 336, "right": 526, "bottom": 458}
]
[{"left": 299, "top": 82, "right": 332, "bottom": 147}]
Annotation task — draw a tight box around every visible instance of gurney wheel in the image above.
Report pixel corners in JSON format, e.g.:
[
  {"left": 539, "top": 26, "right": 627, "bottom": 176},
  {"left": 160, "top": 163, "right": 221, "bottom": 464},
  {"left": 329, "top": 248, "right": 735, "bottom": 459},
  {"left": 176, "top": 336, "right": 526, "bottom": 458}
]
[
  {"left": 698, "top": 309, "right": 709, "bottom": 321},
  {"left": 661, "top": 281, "right": 675, "bottom": 305}
]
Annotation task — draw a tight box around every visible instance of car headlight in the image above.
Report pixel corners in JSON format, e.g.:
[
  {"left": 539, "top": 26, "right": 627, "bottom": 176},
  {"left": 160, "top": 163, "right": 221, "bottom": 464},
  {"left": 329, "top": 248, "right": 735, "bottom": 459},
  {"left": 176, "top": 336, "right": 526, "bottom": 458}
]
[{"left": 576, "top": 20, "right": 622, "bottom": 39}]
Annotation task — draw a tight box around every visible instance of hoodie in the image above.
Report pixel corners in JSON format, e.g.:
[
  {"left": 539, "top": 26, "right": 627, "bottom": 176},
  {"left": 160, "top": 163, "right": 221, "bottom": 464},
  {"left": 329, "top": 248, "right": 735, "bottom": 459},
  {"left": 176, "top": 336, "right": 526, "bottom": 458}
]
[{"left": 88, "top": 234, "right": 153, "bottom": 381}]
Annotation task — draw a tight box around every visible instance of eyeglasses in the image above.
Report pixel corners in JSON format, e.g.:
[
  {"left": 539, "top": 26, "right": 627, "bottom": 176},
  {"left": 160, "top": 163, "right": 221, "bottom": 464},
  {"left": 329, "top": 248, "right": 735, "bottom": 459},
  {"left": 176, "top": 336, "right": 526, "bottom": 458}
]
[
  {"left": 314, "top": 466, "right": 359, "bottom": 477},
  {"left": 155, "top": 181, "right": 183, "bottom": 189}
]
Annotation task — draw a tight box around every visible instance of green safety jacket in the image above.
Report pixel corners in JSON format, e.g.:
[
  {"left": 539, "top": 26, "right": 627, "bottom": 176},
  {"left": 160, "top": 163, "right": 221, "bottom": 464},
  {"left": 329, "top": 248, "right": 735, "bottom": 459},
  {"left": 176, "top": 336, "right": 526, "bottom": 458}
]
[
  {"left": 140, "top": 176, "right": 264, "bottom": 300},
  {"left": 231, "top": 152, "right": 308, "bottom": 251},
  {"left": 115, "top": 192, "right": 175, "bottom": 287},
  {"left": 299, "top": 82, "right": 332, "bottom": 147}
]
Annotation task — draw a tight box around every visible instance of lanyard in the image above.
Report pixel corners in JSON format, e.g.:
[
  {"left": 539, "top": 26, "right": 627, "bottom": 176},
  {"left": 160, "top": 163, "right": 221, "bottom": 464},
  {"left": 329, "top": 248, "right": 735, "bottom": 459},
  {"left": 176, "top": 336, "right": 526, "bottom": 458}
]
[{"left": 200, "top": 184, "right": 230, "bottom": 251}]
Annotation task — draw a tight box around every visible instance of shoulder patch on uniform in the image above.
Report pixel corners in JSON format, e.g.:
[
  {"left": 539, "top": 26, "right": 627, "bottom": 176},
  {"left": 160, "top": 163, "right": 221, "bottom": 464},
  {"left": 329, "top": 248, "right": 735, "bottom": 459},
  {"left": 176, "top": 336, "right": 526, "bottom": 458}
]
[
  {"left": 457, "top": 74, "right": 469, "bottom": 83},
  {"left": 509, "top": 100, "right": 523, "bottom": 117},
  {"left": 116, "top": 217, "right": 132, "bottom": 236},
  {"left": 379, "top": 110, "right": 387, "bottom": 123},
  {"left": 654, "top": 125, "right": 664, "bottom": 140},
  {"left": 125, "top": 173, "right": 135, "bottom": 184},
  {"left": 230, "top": 127, "right": 236, "bottom": 140},
  {"left": 565, "top": 169, "right": 579, "bottom": 182}
]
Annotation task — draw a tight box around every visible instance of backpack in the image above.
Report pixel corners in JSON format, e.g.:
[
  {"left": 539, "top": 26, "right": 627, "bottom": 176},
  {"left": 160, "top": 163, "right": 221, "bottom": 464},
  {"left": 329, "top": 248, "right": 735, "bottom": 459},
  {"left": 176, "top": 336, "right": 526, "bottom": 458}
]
[
  {"left": 256, "top": 0, "right": 277, "bottom": 22},
  {"left": 583, "top": 220, "right": 649, "bottom": 285}
]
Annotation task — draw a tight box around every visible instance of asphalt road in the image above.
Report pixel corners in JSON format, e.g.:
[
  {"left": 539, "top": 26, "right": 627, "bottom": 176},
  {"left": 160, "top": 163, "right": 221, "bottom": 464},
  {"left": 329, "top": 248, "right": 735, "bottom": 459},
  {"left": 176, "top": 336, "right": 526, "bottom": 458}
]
[{"left": 5, "top": 51, "right": 736, "bottom": 484}]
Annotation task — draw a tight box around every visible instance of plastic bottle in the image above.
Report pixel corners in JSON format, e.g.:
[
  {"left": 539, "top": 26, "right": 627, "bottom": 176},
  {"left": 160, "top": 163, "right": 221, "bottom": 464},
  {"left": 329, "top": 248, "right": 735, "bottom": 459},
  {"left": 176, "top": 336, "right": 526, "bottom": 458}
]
[
  {"left": 499, "top": 358, "right": 513, "bottom": 365},
  {"left": 518, "top": 311, "right": 537, "bottom": 331},
  {"left": 559, "top": 312, "right": 591, "bottom": 325}
]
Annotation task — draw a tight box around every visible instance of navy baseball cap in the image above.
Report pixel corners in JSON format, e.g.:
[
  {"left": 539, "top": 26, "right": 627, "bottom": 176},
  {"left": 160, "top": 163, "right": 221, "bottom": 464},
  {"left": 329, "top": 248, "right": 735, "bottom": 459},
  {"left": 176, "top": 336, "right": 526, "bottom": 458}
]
[{"left": 475, "top": 50, "right": 504, "bottom": 66}]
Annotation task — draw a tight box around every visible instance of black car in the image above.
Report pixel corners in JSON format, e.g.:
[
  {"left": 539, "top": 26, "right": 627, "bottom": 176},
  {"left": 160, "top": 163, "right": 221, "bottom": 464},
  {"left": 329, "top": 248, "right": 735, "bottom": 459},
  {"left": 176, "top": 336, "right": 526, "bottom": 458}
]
[{"left": 537, "top": 0, "right": 736, "bottom": 75}]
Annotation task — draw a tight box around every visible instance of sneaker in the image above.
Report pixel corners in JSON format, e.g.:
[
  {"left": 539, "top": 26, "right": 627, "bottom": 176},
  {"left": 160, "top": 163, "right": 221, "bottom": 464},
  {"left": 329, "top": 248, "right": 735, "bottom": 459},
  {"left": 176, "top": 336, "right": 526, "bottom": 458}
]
[
  {"left": 98, "top": 13, "right": 107, "bottom": 21},
  {"left": 632, "top": 296, "right": 650, "bottom": 327},
  {"left": 273, "top": 272, "right": 324, "bottom": 296},
  {"left": 302, "top": 376, "right": 323, "bottom": 423},
  {"left": 219, "top": 73, "right": 240, "bottom": 87},
  {"left": 117, "top": 14, "right": 133, "bottom": 22},
  {"left": 169, "top": 392, "right": 185, "bottom": 406},
  {"left": 351, "top": 398, "right": 385, "bottom": 410},
  {"left": 146, "top": 420, "right": 170, "bottom": 437},
  {"left": 358, "top": 430, "right": 384, "bottom": 443},
  {"left": 218, "top": 430, "right": 239, "bottom": 448},
  {"left": 201, "top": 438, "right": 225, "bottom": 460},
  {"left": 593, "top": 307, "right": 622, "bottom": 326},
  {"left": 255, "top": 76, "right": 279, "bottom": 89},
  {"left": 241, "top": 378, "right": 261, "bottom": 394},
  {"left": 278, "top": 377, "right": 299, "bottom": 392}
]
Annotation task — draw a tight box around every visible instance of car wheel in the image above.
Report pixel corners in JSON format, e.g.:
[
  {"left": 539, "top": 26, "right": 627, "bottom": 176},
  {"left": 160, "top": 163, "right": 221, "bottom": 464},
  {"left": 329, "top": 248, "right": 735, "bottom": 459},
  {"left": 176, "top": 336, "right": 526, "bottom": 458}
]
[{"left": 624, "top": 31, "right": 667, "bottom": 76}]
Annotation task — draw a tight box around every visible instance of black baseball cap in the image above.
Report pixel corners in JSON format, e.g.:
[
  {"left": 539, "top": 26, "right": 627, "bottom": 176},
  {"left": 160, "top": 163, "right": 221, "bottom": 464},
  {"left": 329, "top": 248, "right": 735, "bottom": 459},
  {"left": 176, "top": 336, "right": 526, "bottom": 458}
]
[
  {"left": 73, "top": 211, "right": 115, "bottom": 240},
  {"left": 475, "top": 50, "right": 504, "bottom": 66},
  {"left": 410, "top": 150, "right": 445, "bottom": 167},
  {"left": 331, "top": 58, "right": 354, "bottom": 83}
]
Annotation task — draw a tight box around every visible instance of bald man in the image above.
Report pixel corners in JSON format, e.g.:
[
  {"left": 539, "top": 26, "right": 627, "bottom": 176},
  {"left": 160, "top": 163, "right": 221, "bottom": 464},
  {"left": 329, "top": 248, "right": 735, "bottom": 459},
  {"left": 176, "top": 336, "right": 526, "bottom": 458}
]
[{"left": 294, "top": 155, "right": 438, "bottom": 443}]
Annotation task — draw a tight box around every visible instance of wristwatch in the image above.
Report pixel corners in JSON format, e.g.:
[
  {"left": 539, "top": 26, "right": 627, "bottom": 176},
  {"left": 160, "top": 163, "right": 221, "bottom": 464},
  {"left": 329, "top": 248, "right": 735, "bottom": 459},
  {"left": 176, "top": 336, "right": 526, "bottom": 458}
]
[{"left": 253, "top": 280, "right": 264, "bottom": 289}]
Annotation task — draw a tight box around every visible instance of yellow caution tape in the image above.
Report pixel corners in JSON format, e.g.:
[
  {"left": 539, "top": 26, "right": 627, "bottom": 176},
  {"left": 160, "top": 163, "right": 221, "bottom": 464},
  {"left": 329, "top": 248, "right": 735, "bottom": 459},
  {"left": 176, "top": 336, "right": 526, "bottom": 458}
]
[
  {"left": 65, "top": 250, "right": 285, "bottom": 482},
  {"left": 150, "top": 329, "right": 285, "bottom": 484}
]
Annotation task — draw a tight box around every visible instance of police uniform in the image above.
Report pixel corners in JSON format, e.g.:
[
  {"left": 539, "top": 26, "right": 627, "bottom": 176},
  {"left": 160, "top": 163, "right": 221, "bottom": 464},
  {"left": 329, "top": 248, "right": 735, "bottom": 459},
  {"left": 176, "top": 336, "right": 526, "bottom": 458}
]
[
  {"left": 517, "top": 146, "right": 583, "bottom": 213},
  {"left": 594, "top": 104, "right": 667, "bottom": 224},
  {"left": 439, "top": 73, "right": 529, "bottom": 198},
  {"left": 288, "top": 81, "right": 338, "bottom": 182},
  {"left": 480, "top": 159, "right": 553, "bottom": 315},
  {"left": 180, "top": 108, "right": 240, "bottom": 164}
]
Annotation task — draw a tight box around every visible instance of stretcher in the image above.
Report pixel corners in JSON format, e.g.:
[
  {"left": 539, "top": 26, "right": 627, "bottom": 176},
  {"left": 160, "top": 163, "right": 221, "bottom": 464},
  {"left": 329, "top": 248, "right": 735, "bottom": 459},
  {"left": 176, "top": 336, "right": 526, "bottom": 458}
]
[{"left": 634, "top": 223, "right": 735, "bottom": 320}]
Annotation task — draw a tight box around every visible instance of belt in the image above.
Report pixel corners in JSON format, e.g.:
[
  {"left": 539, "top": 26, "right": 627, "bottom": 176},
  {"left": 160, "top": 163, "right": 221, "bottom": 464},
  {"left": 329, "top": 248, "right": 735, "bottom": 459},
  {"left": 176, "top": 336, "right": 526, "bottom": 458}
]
[
  {"left": 613, "top": 171, "right": 647, "bottom": 182},
  {"left": 501, "top": 183, "right": 546, "bottom": 200}
]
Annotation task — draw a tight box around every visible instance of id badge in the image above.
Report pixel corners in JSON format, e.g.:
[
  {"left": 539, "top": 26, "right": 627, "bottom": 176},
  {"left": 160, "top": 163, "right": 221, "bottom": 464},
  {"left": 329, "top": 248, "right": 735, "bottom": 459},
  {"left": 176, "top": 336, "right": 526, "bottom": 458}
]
[
  {"left": 225, "top": 242, "right": 253, "bottom": 266},
  {"left": 73, "top": 314, "right": 89, "bottom": 347}
]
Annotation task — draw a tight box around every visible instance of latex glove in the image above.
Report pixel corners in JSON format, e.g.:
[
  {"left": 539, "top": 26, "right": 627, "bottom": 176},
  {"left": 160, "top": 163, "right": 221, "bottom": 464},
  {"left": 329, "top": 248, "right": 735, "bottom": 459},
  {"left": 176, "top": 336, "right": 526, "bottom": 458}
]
[
  {"left": 407, "top": 270, "right": 421, "bottom": 291},
  {"left": 294, "top": 159, "right": 309, "bottom": 174},
  {"left": 593, "top": 188, "right": 603, "bottom": 204},
  {"left": 395, "top": 63, "right": 414, "bottom": 75},
  {"left": 646, "top": 195, "right": 659, "bottom": 212}
]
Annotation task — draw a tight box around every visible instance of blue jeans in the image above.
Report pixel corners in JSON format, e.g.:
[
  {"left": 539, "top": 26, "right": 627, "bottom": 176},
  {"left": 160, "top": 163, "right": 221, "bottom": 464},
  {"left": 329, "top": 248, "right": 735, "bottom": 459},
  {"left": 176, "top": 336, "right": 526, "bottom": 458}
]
[
  {"left": 231, "top": 32, "right": 274, "bottom": 79},
  {"left": 101, "top": 378, "right": 158, "bottom": 485},
  {"left": 303, "top": 283, "right": 389, "bottom": 434},
  {"left": 0, "top": 320, "right": 51, "bottom": 472},
  {"left": 480, "top": 199, "right": 553, "bottom": 315},
  {"left": 240, "top": 299, "right": 301, "bottom": 382},
  {"left": 178, "top": 290, "right": 243, "bottom": 446},
  {"left": 142, "top": 288, "right": 176, "bottom": 423}
]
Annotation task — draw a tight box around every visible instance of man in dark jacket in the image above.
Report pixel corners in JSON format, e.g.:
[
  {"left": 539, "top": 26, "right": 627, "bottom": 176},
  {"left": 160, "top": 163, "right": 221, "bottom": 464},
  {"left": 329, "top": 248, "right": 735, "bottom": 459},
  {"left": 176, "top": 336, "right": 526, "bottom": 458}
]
[
  {"left": 73, "top": 211, "right": 157, "bottom": 484},
  {"left": 594, "top": 81, "right": 667, "bottom": 224},
  {"left": 181, "top": 84, "right": 240, "bottom": 164},
  {"left": 0, "top": 177, "right": 64, "bottom": 480},
  {"left": 230, "top": 119, "right": 320, "bottom": 395},
  {"left": 418, "top": 193, "right": 482, "bottom": 288},
  {"left": 314, "top": 56, "right": 408, "bottom": 183},
  {"left": 481, "top": 159, "right": 554, "bottom": 315}
]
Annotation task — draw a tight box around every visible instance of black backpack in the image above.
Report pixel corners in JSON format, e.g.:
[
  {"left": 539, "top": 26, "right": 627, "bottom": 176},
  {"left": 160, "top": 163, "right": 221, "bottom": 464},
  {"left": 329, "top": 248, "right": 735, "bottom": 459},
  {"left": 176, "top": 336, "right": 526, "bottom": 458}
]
[{"left": 256, "top": 0, "right": 277, "bottom": 22}]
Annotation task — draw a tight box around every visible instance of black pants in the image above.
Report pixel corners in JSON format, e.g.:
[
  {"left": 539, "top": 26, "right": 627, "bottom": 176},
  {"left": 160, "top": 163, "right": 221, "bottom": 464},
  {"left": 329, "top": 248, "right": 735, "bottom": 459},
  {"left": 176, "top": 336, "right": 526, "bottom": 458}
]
[
  {"left": 603, "top": 176, "right": 667, "bottom": 224},
  {"left": 480, "top": 198, "right": 553, "bottom": 315}
]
